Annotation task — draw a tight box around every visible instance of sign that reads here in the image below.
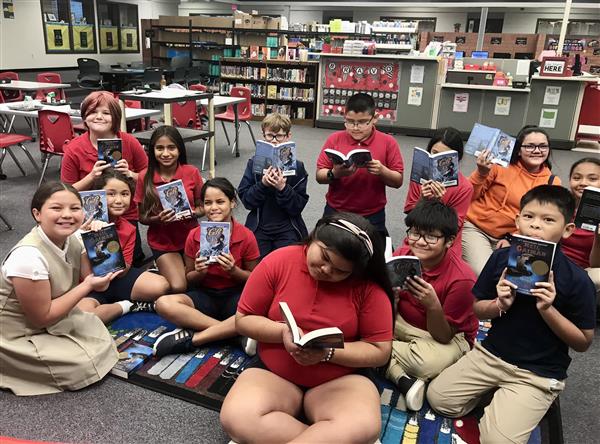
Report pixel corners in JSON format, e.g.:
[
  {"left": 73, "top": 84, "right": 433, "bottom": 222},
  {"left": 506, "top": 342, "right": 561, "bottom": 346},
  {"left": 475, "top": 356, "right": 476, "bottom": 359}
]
[{"left": 540, "top": 57, "right": 569, "bottom": 77}]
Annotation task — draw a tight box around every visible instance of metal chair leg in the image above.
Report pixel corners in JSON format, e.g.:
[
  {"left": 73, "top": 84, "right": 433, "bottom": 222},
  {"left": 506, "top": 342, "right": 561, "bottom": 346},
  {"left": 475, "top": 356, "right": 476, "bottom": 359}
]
[
  {"left": 19, "top": 143, "right": 41, "bottom": 174},
  {"left": 220, "top": 120, "right": 230, "bottom": 146},
  {"left": 201, "top": 139, "right": 208, "bottom": 171},
  {"left": 244, "top": 121, "right": 256, "bottom": 145},
  {"left": 6, "top": 148, "right": 26, "bottom": 176},
  {"left": 38, "top": 155, "right": 51, "bottom": 188},
  {"left": 0, "top": 211, "right": 12, "bottom": 230}
]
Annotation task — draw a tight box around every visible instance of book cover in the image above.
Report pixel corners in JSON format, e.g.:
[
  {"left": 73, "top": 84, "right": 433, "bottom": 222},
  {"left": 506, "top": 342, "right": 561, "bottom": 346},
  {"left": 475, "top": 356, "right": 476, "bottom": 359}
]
[
  {"left": 156, "top": 180, "right": 193, "bottom": 220},
  {"left": 253, "top": 140, "right": 297, "bottom": 176},
  {"left": 464, "top": 123, "right": 515, "bottom": 167},
  {"left": 279, "top": 302, "right": 344, "bottom": 349},
  {"left": 249, "top": 45, "right": 260, "bottom": 60},
  {"left": 324, "top": 148, "right": 372, "bottom": 168},
  {"left": 267, "top": 85, "right": 278, "bottom": 99},
  {"left": 81, "top": 224, "right": 126, "bottom": 276},
  {"left": 199, "top": 221, "right": 231, "bottom": 263},
  {"left": 386, "top": 256, "right": 422, "bottom": 289},
  {"left": 505, "top": 234, "right": 556, "bottom": 295},
  {"left": 111, "top": 341, "right": 154, "bottom": 379},
  {"left": 574, "top": 186, "right": 600, "bottom": 232},
  {"left": 409, "top": 147, "right": 459, "bottom": 187},
  {"left": 80, "top": 189, "right": 109, "bottom": 222},
  {"left": 97, "top": 138, "right": 123, "bottom": 167}
]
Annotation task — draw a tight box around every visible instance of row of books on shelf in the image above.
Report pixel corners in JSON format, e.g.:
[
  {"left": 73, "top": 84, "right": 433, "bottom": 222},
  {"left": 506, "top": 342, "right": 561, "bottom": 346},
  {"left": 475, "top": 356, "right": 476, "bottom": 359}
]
[
  {"left": 219, "top": 83, "right": 313, "bottom": 102},
  {"left": 220, "top": 82, "right": 265, "bottom": 98},
  {"left": 249, "top": 103, "right": 308, "bottom": 119},
  {"left": 220, "top": 65, "right": 310, "bottom": 83}
]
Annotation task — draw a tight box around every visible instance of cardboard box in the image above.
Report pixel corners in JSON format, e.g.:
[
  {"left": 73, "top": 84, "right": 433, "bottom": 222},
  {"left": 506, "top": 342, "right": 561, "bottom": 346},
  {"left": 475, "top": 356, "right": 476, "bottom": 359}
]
[
  {"left": 158, "top": 16, "right": 190, "bottom": 27},
  {"left": 234, "top": 11, "right": 252, "bottom": 29},
  {"left": 251, "top": 16, "right": 268, "bottom": 29},
  {"left": 266, "top": 17, "right": 280, "bottom": 30}
]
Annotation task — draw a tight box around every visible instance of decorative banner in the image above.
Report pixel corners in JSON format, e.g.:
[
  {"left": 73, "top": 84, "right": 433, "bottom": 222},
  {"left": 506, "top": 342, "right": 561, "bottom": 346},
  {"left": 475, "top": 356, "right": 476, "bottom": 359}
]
[
  {"left": 120, "top": 27, "right": 138, "bottom": 51},
  {"left": 539, "top": 108, "right": 558, "bottom": 128},
  {"left": 100, "top": 26, "right": 119, "bottom": 52},
  {"left": 494, "top": 96, "right": 511, "bottom": 116},
  {"left": 321, "top": 59, "right": 401, "bottom": 120},
  {"left": 453, "top": 93, "right": 469, "bottom": 113},
  {"left": 73, "top": 24, "right": 94, "bottom": 51},
  {"left": 3, "top": 0, "right": 14, "bottom": 19},
  {"left": 45, "top": 23, "right": 71, "bottom": 52}
]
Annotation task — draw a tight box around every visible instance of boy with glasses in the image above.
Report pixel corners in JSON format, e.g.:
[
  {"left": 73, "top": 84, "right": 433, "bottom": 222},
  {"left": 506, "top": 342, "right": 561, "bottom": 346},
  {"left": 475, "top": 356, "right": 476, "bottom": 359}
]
[
  {"left": 238, "top": 113, "right": 309, "bottom": 258},
  {"left": 316, "top": 93, "right": 404, "bottom": 235},
  {"left": 386, "top": 200, "right": 478, "bottom": 411}
]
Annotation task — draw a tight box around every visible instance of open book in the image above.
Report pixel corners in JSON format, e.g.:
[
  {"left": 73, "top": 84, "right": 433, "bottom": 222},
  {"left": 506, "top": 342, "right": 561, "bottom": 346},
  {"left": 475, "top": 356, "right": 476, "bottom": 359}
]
[
  {"left": 505, "top": 234, "right": 556, "bottom": 295},
  {"left": 410, "top": 147, "right": 459, "bottom": 187},
  {"left": 574, "top": 186, "right": 600, "bottom": 232},
  {"left": 324, "top": 148, "right": 372, "bottom": 168},
  {"left": 81, "top": 223, "right": 126, "bottom": 276},
  {"left": 386, "top": 256, "right": 421, "bottom": 289},
  {"left": 279, "top": 302, "right": 344, "bottom": 349},
  {"left": 464, "top": 123, "right": 515, "bottom": 167},
  {"left": 253, "top": 140, "right": 297, "bottom": 176}
]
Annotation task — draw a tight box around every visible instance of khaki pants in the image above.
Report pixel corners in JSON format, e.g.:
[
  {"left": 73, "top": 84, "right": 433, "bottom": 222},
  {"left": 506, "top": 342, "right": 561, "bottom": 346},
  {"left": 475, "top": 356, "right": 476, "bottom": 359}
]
[
  {"left": 461, "top": 221, "right": 501, "bottom": 276},
  {"left": 586, "top": 267, "right": 600, "bottom": 304},
  {"left": 427, "top": 343, "right": 564, "bottom": 444},
  {"left": 386, "top": 315, "right": 471, "bottom": 382}
]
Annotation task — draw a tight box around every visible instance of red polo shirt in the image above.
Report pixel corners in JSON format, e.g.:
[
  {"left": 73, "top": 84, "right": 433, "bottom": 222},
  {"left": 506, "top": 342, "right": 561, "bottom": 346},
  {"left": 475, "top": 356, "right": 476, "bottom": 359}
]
[
  {"left": 134, "top": 164, "right": 203, "bottom": 252},
  {"left": 114, "top": 216, "right": 136, "bottom": 266},
  {"left": 238, "top": 245, "right": 393, "bottom": 387},
  {"left": 561, "top": 227, "right": 594, "bottom": 268},
  {"left": 184, "top": 218, "right": 260, "bottom": 289},
  {"left": 316, "top": 129, "right": 404, "bottom": 215},
  {"left": 403, "top": 172, "right": 474, "bottom": 255},
  {"left": 392, "top": 244, "right": 478, "bottom": 345},
  {"left": 61, "top": 131, "right": 148, "bottom": 221}
]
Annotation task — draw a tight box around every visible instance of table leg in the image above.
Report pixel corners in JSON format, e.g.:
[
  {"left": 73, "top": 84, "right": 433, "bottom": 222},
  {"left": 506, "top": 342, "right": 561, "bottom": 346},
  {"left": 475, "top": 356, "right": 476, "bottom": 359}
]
[
  {"left": 119, "top": 99, "right": 127, "bottom": 132},
  {"left": 208, "top": 96, "right": 215, "bottom": 179},
  {"left": 234, "top": 104, "right": 240, "bottom": 158},
  {"left": 164, "top": 103, "right": 173, "bottom": 126}
]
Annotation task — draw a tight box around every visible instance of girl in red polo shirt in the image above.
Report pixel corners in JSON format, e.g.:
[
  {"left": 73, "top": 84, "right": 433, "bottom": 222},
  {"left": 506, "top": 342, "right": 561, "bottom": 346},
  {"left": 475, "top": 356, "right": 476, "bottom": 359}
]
[
  {"left": 135, "top": 126, "right": 204, "bottom": 293},
  {"left": 61, "top": 91, "right": 148, "bottom": 266},
  {"left": 220, "top": 213, "right": 393, "bottom": 443},
  {"left": 152, "top": 178, "right": 260, "bottom": 357},
  {"left": 404, "top": 127, "right": 474, "bottom": 255},
  {"left": 77, "top": 170, "right": 170, "bottom": 323}
]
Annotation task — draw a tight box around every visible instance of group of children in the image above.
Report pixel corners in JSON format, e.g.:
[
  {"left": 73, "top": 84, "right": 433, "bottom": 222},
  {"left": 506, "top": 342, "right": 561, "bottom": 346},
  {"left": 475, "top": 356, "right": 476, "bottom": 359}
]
[{"left": 1, "top": 90, "right": 599, "bottom": 444}]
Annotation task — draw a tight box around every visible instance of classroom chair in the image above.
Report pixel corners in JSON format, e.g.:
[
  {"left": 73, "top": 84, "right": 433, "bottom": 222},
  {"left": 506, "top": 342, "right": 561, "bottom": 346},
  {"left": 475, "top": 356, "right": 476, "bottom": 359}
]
[
  {"left": 34, "top": 72, "right": 67, "bottom": 102},
  {"left": 0, "top": 132, "right": 40, "bottom": 177},
  {"left": 0, "top": 71, "right": 24, "bottom": 102},
  {"left": 171, "top": 99, "right": 210, "bottom": 170},
  {"left": 215, "top": 86, "right": 256, "bottom": 155},
  {"left": 37, "top": 109, "right": 75, "bottom": 187},
  {"left": 77, "top": 58, "right": 103, "bottom": 90}
]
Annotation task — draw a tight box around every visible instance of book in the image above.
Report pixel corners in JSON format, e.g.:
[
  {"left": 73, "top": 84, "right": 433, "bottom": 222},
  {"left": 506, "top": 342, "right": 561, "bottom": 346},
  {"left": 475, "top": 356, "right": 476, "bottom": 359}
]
[
  {"left": 81, "top": 224, "right": 126, "bottom": 276},
  {"left": 252, "top": 140, "right": 297, "bottom": 176},
  {"left": 279, "top": 302, "right": 344, "bottom": 349},
  {"left": 386, "top": 256, "right": 422, "bottom": 289},
  {"left": 574, "top": 186, "right": 600, "bottom": 232},
  {"left": 505, "top": 234, "right": 556, "bottom": 295},
  {"left": 80, "top": 190, "right": 109, "bottom": 222},
  {"left": 156, "top": 180, "right": 193, "bottom": 220},
  {"left": 464, "top": 123, "right": 516, "bottom": 167},
  {"left": 267, "top": 85, "right": 277, "bottom": 99},
  {"left": 111, "top": 341, "right": 154, "bottom": 379},
  {"left": 97, "top": 138, "right": 123, "bottom": 167},
  {"left": 409, "top": 147, "right": 459, "bottom": 187},
  {"left": 324, "top": 148, "right": 372, "bottom": 168},
  {"left": 199, "top": 221, "right": 231, "bottom": 263}
]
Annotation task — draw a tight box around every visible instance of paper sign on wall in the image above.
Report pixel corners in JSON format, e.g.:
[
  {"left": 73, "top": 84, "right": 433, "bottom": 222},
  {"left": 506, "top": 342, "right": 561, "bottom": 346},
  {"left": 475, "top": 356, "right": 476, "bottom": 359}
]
[
  {"left": 494, "top": 96, "right": 511, "bottom": 116},
  {"left": 453, "top": 93, "right": 469, "bottom": 113},
  {"left": 410, "top": 65, "right": 424, "bottom": 84},
  {"left": 539, "top": 108, "right": 558, "bottom": 128},
  {"left": 408, "top": 87, "right": 423, "bottom": 106},
  {"left": 543, "top": 86, "right": 562, "bottom": 105}
]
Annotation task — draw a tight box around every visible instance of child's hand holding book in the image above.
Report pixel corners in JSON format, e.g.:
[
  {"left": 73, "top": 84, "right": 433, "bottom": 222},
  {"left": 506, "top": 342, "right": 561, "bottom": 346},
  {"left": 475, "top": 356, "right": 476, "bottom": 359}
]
[
  {"left": 476, "top": 149, "right": 494, "bottom": 176},
  {"left": 405, "top": 276, "right": 441, "bottom": 310},
  {"left": 332, "top": 162, "right": 357, "bottom": 178},
  {"left": 282, "top": 325, "right": 331, "bottom": 366},
  {"left": 531, "top": 271, "right": 556, "bottom": 312},
  {"left": 496, "top": 268, "right": 517, "bottom": 312},
  {"left": 421, "top": 180, "right": 447, "bottom": 200}
]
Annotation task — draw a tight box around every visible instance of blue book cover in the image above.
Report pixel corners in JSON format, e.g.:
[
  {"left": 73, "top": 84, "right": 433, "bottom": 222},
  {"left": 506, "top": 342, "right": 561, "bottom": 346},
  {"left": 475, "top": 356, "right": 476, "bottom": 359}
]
[
  {"left": 464, "top": 123, "right": 515, "bottom": 167},
  {"left": 253, "top": 140, "right": 297, "bottom": 176},
  {"left": 80, "top": 190, "right": 109, "bottom": 223},
  {"left": 410, "top": 147, "right": 459, "bottom": 187},
  {"left": 97, "top": 138, "right": 123, "bottom": 167},
  {"left": 81, "top": 224, "right": 126, "bottom": 276},
  {"left": 156, "top": 179, "right": 193, "bottom": 220},
  {"left": 199, "top": 221, "right": 231, "bottom": 263},
  {"left": 505, "top": 234, "right": 556, "bottom": 295},
  {"left": 111, "top": 342, "right": 154, "bottom": 379}
]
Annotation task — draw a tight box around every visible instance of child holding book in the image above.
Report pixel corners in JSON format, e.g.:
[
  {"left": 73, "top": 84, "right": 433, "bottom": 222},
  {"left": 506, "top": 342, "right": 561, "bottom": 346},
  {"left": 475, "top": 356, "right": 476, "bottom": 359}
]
[
  {"left": 427, "top": 185, "right": 596, "bottom": 443},
  {"left": 404, "top": 127, "right": 473, "bottom": 255},
  {"left": 220, "top": 213, "right": 393, "bottom": 443},
  {"left": 152, "top": 178, "right": 260, "bottom": 357},
  {"left": 135, "top": 126, "right": 204, "bottom": 293},
  {"left": 463, "top": 125, "right": 561, "bottom": 275},
  {"left": 238, "top": 113, "right": 309, "bottom": 258},
  {"left": 77, "top": 169, "right": 170, "bottom": 323},
  {"left": 316, "top": 93, "right": 404, "bottom": 235},
  {"left": 61, "top": 91, "right": 148, "bottom": 266},
  {"left": 387, "top": 200, "right": 477, "bottom": 411},
  {"left": 0, "top": 182, "right": 119, "bottom": 396}
]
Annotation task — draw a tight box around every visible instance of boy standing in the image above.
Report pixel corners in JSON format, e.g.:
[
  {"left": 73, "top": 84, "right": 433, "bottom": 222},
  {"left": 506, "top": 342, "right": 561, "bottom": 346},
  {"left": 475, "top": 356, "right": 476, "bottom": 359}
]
[
  {"left": 238, "top": 113, "right": 309, "bottom": 258},
  {"left": 316, "top": 93, "right": 404, "bottom": 235},
  {"left": 427, "top": 185, "right": 596, "bottom": 443},
  {"left": 387, "top": 201, "right": 477, "bottom": 411}
]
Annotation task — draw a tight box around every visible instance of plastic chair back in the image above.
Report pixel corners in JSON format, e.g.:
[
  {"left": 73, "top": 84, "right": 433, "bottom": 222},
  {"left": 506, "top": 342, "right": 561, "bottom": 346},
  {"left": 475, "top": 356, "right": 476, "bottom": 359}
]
[
  {"left": 38, "top": 110, "right": 75, "bottom": 155},
  {"left": 0, "top": 71, "right": 23, "bottom": 102},
  {"left": 172, "top": 100, "right": 201, "bottom": 130},
  {"left": 143, "top": 68, "right": 163, "bottom": 89},
  {"left": 229, "top": 86, "right": 253, "bottom": 120},
  {"left": 77, "top": 58, "right": 102, "bottom": 89},
  {"left": 35, "top": 72, "right": 66, "bottom": 101},
  {"left": 189, "top": 84, "right": 207, "bottom": 92}
]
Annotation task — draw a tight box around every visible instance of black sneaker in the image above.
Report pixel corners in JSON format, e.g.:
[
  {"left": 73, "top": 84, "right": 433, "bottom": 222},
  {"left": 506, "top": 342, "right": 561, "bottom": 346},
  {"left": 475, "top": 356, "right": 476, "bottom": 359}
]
[
  {"left": 396, "top": 375, "right": 426, "bottom": 411},
  {"left": 130, "top": 301, "right": 155, "bottom": 313},
  {"left": 153, "top": 328, "right": 194, "bottom": 358}
]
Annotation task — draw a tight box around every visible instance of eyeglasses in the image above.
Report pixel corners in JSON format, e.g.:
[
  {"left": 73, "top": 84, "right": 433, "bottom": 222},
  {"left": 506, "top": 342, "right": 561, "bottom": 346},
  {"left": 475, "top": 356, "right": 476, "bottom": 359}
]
[
  {"left": 406, "top": 229, "right": 444, "bottom": 245},
  {"left": 343, "top": 117, "right": 373, "bottom": 128},
  {"left": 521, "top": 144, "right": 550, "bottom": 152},
  {"left": 263, "top": 132, "right": 289, "bottom": 143}
]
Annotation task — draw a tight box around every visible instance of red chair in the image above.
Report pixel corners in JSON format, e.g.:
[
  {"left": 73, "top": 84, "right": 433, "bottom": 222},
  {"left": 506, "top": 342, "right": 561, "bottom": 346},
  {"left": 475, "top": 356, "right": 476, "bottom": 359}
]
[
  {"left": 172, "top": 99, "right": 210, "bottom": 170},
  {"left": 0, "top": 71, "right": 24, "bottom": 102},
  {"left": 34, "top": 72, "right": 67, "bottom": 102},
  {"left": 0, "top": 132, "right": 40, "bottom": 177},
  {"left": 37, "top": 109, "right": 75, "bottom": 187},
  {"left": 575, "top": 83, "right": 600, "bottom": 145},
  {"left": 215, "top": 86, "right": 256, "bottom": 154},
  {"left": 189, "top": 84, "right": 208, "bottom": 125}
]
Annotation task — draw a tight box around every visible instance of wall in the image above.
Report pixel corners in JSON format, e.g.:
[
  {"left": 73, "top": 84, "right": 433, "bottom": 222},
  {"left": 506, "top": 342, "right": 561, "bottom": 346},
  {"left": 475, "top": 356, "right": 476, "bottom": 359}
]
[
  {"left": 502, "top": 9, "right": 599, "bottom": 33},
  {"left": 0, "top": 0, "right": 178, "bottom": 70}
]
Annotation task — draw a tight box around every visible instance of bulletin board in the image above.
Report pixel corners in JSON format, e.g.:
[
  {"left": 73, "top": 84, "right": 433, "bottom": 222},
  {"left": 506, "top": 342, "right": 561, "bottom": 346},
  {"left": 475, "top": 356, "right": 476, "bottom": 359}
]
[
  {"left": 72, "top": 24, "right": 95, "bottom": 51},
  {"left": 44, "top": 23, "right": 71, "bottom": 52},
  {"left": 100, "top": 25, "right": 119, "bottom": 52}
]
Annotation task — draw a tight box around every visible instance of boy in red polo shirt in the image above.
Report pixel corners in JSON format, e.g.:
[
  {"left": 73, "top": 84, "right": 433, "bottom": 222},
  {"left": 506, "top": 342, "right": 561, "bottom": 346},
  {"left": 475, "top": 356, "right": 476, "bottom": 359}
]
[
  {"left": 316, "top": 93, "right": 404, "bottom": 235},
  {"left": 386, "top": 200, "right": 477, "bottom": 411}
]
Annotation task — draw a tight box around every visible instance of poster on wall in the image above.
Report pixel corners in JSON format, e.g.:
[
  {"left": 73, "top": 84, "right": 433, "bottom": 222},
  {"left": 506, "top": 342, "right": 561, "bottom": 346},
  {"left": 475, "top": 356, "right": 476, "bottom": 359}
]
[
  {"left": 453, "top": 93, "right": 469, "bottom": 113},
  {"left": 45, "top": 23, "right": 71, "bottom": 52},
  {"left": 494, "top": 96, "right": 511, "bottom": 116},
  {"left": 100, "top": 26, "right": 119, "bottom": 52},
  {"left": 73, "top": 25, "right": 95, "bottom": 51},
  {"left": 543, "top": 86, "right": 562, "bottom": 105},
  {"left": 408, "top": 87, "right": 423, "bottom": 106},
  {"left": 410, "top": 65, "right": 424, "bottom": 84},
  {"left": 321, "top": 59, "right": 401, "bottom": 120},
  {"left": 3, "top": 0, "right": 14, "bottom": 19},
  {"left": 539, "top": 108, "right": 558, "bottom": 128},
  {"left": 120, "top": 27, "right": 139, "bottom": 52}
]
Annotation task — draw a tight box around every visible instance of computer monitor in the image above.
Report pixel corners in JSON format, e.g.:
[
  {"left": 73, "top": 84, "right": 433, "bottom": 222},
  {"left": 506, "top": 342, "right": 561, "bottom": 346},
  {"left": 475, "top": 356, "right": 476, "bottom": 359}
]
[
  {"left": 515, "top": 52, "right": 535, "bottom": 60},
  {"left": 493, "top": 52, "right": 512, "bottom": 59},
  {"left": 471, "top": 51, "right": 489, "bottom": 59},
  {"left": 455, "top": 51, "right": 464, "bottom": 58}
]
